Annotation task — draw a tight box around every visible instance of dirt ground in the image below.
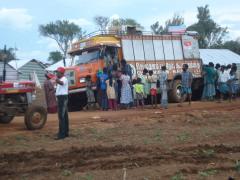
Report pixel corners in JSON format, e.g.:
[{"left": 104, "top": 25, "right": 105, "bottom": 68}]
[{"left": 1, "top": 101, "right": 240, "bottom": 180}]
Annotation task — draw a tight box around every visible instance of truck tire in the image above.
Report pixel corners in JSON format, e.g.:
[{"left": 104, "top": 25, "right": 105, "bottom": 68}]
[
  {"left": 0, "top": 115, "right": 14, "bottom": 124},
  {"left": 169, "top": 79, "right": 185, "bottom": 103},
  {"left": 24, "top": 106, "right": 47, "bottom": 130}
]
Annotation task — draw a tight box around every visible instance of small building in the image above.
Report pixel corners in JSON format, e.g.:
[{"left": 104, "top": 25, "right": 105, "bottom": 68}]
[
  {"left": 0, "top": 61, "right": 20, "bottom": 81},
  {"left": 9, "top": 59, "right": 47, "bottom": 84}
]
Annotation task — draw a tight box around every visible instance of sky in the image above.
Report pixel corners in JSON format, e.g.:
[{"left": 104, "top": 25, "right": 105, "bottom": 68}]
[{"left": 0, "top": 0, "right": 240, "bottom": 62}]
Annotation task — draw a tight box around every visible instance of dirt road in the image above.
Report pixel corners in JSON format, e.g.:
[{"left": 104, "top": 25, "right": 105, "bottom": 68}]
[{"left": 1, "top": 101, "right": 240, "bottom": 179}]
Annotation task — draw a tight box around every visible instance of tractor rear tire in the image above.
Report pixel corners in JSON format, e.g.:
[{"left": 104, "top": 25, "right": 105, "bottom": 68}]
[
  {"left": 24, "top": 106, "right": 47, "bottom": 130},
  {"left": 169, "top": 79, "right": 183, "bottom": 103},
  {"left": 0, "top": 115, "right": 14, "bottom": 124}
]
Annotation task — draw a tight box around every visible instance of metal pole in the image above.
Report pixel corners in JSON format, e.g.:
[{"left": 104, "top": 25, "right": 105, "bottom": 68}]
[{"left": 3, "top": 45, "right": 7, "bottom": 82}]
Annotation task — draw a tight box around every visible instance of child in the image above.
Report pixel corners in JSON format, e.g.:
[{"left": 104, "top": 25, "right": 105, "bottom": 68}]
[
  {"left": 85, "top": 75, "right": 96, "bottom": 110},
  {"left": 132, "top": 79, "right": 137, "bottom": 107},
  {"left": 133, "top": 78, "right": 145, "bottom": 108},
  {"left": 148, "top": 70, "right": 157, "bottom": 108},
  {"left": 98, "top": 67, "right": 108, "bottom": 111},
  {"left": 106, "top": 75, "right": 117, "bottom": 110},
  {"left": 158, "top": 66, "right": 168, "bottom": 109}
]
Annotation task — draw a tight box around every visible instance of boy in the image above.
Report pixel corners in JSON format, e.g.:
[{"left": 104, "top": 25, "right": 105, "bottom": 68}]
[
  {"left": 133, "top": 78, "right": 145, "bottom": 108},
  {"left": 148, "top": 70, "right": 157, "bottom": 108}
]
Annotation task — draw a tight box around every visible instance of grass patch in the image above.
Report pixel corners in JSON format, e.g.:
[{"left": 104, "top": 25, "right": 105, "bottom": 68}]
[
  {"left": 198, "top": 169, "right": 218, "bottom": 177},
  {"left": 61, "top": 169, "right": 72, "bottom": 177},
  {"left": 235, "top": 160, "right": 240, "bottom": 173},
  {"left": 153, "top": 129, "right": 162, "bottom": 142},
  {"left": 176, "top": 132, "right": 191, "bottom": 142},
  {"left": 14, "top": 135, "right": 28, "bottom": 142},
  {"left": 78, "top": 173, "right": 94, "bottom": 180},
  {"left": 171, "top": 172, "right": 185, "bottom": 180},
  {"left": 196, "top": 149, "right": 215, "bottom": 158}
]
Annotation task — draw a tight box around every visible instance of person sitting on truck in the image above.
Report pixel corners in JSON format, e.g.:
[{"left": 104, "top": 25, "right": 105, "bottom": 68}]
[
  {"left": 158, "top": 66, "right": 168, "bottom": 109},
  {"left": 85, "top": 75, "right": 96, "bottom": 110},
  {"left": 179, "top": 64, "right": 193, "bottom": 107},
  {"left": 98, "top": 67, "right": 109, "bottom": 111},
  {"left": 148, "top": 70, "right": 157, "bottom": 108}
]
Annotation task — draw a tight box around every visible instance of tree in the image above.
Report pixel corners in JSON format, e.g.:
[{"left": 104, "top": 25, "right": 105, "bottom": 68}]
[
  {"left": 39, "top": 20, "right": 82, "bottom": 66},
  {"left": 212, "top": 40, "right": 240, "bottom": 55},
  {"left": 0, "top": 46, "right": 16, "bottom": 62},
  {"left": 151, "top": 14, "right": 184, "bottom": 35},
  {"left": 109, "top": 18, "right": 144, "bottom": 31},
  {"left": 48, "top": 51, "right": 63, "bottom": 64},
  {"left": 94, "top": 16, "right": 109, "bottom": 31},
  {"left": 187, "top": 5, "right": 228, "bottom": 48}
]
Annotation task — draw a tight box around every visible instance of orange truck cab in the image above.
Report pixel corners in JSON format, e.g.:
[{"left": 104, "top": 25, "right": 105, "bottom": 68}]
[{"left": 66, "top": 30, "right": 203, "bottom": 110}]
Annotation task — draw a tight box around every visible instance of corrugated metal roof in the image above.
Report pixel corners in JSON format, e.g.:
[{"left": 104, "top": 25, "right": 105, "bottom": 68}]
[
  {"left": 9, "top": 59, "right": 46, "bottom": 70},
  {"left": 46, "top": 59, "right": 72, "bottom": 72},
  {"left": 200, "top": 49, "right": 240, "bottom": 65}
]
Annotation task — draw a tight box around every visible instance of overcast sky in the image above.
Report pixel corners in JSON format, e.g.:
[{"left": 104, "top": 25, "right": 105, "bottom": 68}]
[{"left": 0, "top": 0, "right": 240, "bottom": 61}]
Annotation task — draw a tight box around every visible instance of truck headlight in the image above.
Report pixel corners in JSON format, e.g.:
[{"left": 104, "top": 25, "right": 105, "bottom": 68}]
[{"left": 79, "top": 78, "right": 86, "bottom": 83}]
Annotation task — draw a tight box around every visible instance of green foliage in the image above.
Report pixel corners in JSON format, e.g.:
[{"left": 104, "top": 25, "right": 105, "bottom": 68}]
[
  {"left": 151, "top": 14, "right": 184, "bottom": 34},
  {"left": 212, "top": 40, "right": 240, "bottom": 55},
  {"left": 78, "top": 173, "right": 94, "bottom": 180},
  {"left": 235, "top": 160, "right": 240, "bottom": 173},
  {"left": 48, "top": 51, "right": 63, "bottom": 64},
  {"left": 94, "top": 16, "right": 109, "bottom": 30},
  {"left": 171, "top": 172, "right": 185, "bottom": 180},
  {"left": 0, "top": 46, "right": 16, "bottom": 62},
  {"left": 61, "top": 169, "right": 72, "bottom": 176},
  {"left": 109, "top": 18, "right": 143, "bottom": 31},
  {"left": 177, "top": 132, "right": 191, "bottom": 142},
  {"left": 39, "top": 20, "right": 82, "bottom": 66},
  {"left": 198, "top": 169, "right": 217, "bottom": 177},
  {"left": 187, "top": 5, "right": 228, "bottom": 48}
]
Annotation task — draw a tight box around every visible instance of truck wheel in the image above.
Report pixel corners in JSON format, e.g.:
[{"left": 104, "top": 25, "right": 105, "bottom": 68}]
[
  {"left": 169, "top": 79, "right": 184, "bottom": 103},
  {"left": 24, "top": 106, "right": 47, "bottom": 130},
  {"left": 0, "top": 115, "right": 14, "bottom": 124}
]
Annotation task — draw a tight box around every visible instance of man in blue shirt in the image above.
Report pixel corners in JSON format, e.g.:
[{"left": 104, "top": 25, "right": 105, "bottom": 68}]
[
  {"left": 179, "top": 64, "right": 193, "bottom": 107},
  {"left": 98, "top": 67, "right": 108, "bottom": 110}
]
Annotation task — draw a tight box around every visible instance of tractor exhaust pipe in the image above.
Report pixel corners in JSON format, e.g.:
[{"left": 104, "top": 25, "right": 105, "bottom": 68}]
[{"left": 2, "top": 45, "right": 7, "bottom": 82}]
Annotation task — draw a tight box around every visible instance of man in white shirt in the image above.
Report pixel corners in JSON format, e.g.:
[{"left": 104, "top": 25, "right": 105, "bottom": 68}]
[{"left": 55, "top": 67, "right": 69, "bottom": 140}]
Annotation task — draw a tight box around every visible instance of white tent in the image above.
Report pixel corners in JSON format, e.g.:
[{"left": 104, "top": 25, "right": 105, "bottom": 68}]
[
  {"left": 200, "top": 49, "right": 240, "bottom": 65},
  {"left": 46, "top": 59, "right": 72, "bottom": 72}
]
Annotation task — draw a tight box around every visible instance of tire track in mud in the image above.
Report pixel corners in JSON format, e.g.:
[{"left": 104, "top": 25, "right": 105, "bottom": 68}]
[{"left": 0, "top": 144, "right": 240, "bottom": 177}]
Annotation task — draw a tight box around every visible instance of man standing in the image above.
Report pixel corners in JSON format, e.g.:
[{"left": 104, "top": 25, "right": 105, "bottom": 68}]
[
  {"left": 44, "top": 73, "right": 57, "bottom": 113},
  {"left": 55, "top": 67, "right": 69, "bottom": 140},
  {"left": 179, "top": 64, "right": 193, "bottom": 106}
]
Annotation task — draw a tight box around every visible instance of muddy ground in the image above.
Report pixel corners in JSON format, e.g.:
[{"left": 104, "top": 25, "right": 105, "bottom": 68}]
[{"left": 1, "top": 101, "right": 240, "bottom": 180}]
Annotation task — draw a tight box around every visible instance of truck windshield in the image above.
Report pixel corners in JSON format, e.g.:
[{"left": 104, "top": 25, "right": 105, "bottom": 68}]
[{"left": 75, "top": 50, "right": 99, "bottom": 65}]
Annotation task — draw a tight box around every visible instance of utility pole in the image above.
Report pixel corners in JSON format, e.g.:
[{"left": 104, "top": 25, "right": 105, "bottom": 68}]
[{"left": 2, "top": 45, "right": 7, "bottom": 82}]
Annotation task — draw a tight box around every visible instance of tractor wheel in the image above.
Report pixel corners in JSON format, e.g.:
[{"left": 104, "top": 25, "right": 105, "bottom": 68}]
[
  {"left": 24, "top": 106, "right": 47, "bottom": 130},
  {"left": 0, "top": 115, "right": 14, "bottom": 124},
  {"left": 169, "top": 79, "right": 185, "bottom": 103}
]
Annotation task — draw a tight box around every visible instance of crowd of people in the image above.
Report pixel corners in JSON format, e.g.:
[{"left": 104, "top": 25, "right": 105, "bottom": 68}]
[
  {"left": 43, "top": 60, "right": 239, "bottom": 140},
  {"left": 85, "top": 60, "right": 197, "bottom": 111},
  {"left": 201, "top": 62, "right": 240, "bottom": 102}
]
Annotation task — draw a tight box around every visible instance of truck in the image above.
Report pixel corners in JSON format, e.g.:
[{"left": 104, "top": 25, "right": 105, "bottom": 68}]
[{"left": 65, "top": 29, "right": 203, "bottom": 109}]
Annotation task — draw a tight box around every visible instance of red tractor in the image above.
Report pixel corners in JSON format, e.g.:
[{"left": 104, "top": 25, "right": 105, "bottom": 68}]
[{"left": 0, "top": 80, "right": 47, "bottom": 130}]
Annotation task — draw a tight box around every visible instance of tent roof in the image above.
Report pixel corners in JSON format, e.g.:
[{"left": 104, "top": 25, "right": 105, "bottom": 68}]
[
  {"left": 46, "top": 59, "right": 72, "bottom": 72},
  {"left": 200, "top": 49, "right": 240, "bottom": 65}
]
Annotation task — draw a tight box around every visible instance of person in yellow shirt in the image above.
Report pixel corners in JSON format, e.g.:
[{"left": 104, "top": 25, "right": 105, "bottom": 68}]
[{"left": 133, "top": 78, "right": 145, "bottom": 109}]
